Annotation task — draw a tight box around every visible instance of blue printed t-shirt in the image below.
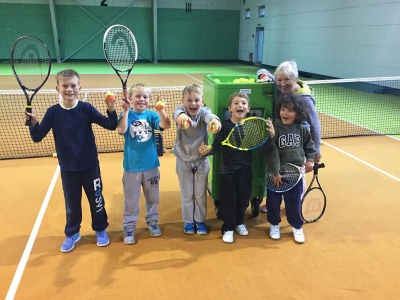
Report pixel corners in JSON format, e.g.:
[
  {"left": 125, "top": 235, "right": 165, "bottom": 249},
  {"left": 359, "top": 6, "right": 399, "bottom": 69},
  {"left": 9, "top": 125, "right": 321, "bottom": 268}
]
[{"left": 120, "top": 109, "right": 162, "bottom": 172}]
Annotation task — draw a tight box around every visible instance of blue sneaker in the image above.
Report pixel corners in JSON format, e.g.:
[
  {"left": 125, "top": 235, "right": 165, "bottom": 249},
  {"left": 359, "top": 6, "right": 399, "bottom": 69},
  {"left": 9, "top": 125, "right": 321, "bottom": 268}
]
[
  {"left": 183, "top": 223, "right": 195, "bottom": 234},
  {"left": 195, "top": 222, "right": 208, "bottom": 235},
  {"left": 60, "top": 233, "right": 81, "bottom": 253},
  {"left": 96, "top": 229, "right": 109, "bottom": 247}
]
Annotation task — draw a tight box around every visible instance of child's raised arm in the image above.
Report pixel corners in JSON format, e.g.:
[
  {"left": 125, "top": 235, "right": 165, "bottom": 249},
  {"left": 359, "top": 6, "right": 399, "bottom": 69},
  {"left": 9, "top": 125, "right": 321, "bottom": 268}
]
[{"left": 117, "top": 95, "right": 131, "bottom": 134}]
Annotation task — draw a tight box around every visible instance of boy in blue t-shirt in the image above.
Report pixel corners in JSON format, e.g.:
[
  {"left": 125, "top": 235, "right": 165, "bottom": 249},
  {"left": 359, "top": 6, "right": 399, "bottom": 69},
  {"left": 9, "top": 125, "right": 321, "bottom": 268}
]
[{"left": 117, "top": 83, "right": 170, "bottom": 244}]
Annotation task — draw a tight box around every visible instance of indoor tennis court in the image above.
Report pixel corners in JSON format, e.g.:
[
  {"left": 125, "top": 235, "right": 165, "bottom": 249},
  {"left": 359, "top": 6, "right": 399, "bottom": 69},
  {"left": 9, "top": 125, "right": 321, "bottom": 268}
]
[
  {"left": 1, "top": 0, "right": 400, "bottom": 299},
  {"left": 1, "top": 62, "right": 400, "bottom": 300}
]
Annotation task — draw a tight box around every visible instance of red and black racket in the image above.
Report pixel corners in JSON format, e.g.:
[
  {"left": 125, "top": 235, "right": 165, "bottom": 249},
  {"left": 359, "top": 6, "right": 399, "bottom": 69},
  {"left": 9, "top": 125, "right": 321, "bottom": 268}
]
[
  {"left": 103, "top": 24, "right": 138, "bottom": 102},
  {"left": 10, "top": 36, "right": 51, "bottom": 126}
]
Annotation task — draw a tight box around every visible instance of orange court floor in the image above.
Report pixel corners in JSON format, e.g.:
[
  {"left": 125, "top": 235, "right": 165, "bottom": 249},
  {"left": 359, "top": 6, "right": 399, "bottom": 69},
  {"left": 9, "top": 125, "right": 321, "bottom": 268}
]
[{"left": 1, "top": 73, "right": 400, "bottom": 299}]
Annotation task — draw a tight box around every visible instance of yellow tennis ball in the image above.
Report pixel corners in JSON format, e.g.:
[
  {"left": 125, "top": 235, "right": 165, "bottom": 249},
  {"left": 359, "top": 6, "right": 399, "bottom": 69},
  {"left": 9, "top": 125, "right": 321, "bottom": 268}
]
[
  {"left": 214, "top": 78, "right": 220, "bottom": 83},
  {"left": 209, "top": 124, "right": 216, "bottom": 133},
  {"left": 105, "top": 91, "right": 116, "bottom": 102},
  {"left": 52, "top": 152, "right": 57, "bottom": 158},
  {"left": 233, "top": 79, "right": 240, "bottom": 83},
  {"left": 248, "top": 78, "right": 255, "bottom": 83},
  {"left": 155, "top": 100, "right": 165, "bottom": 110},
  {"left": 182, "top": 120, "right": 191, "bottom": 129}
]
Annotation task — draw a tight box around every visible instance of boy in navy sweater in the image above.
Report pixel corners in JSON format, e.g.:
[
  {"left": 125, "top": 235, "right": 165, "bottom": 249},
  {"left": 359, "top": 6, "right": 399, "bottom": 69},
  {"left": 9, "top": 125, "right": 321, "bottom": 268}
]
[{"left": 25, "top": 69, "right": 118, "bottom": 252}]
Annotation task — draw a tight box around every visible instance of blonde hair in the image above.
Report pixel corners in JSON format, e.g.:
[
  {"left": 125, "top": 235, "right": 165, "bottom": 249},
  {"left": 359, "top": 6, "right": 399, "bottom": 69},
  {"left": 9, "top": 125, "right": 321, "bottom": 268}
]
[
  {"left": 228, "top": 92, "right": 250, "bottom": 106},
  {"left": 129, "top": 83, "right": 152, "bottom": 97},
  {"left": 274, "top": 61, "right": 298, "bottom": 81},
  {"left": 182, "top": 84, "right": 202, "bottom": 98},
  {"left": 56, "top": 69, "right": 80, "bottom": 84}
]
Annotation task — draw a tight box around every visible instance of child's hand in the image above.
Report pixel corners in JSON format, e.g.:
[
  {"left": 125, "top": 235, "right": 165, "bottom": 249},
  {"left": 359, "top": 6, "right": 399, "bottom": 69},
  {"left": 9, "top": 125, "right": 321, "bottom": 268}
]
[
  {"left": 266, "top": 118, "right": 275, "bottom": 138},
  {"left": 24, "top": 109, "right": 38, "bottom": 126},
  {"left": 121, "top": 96, "right": 131, "bottom": 112},
  {"left": 273, "top": 174, "right": 282, "bottom": 186},
  {"left": 209, "top": 119, "right": 221, "bottom": 133},
  {"left": 177, "top": 113, "right": 191, "bottom": 129},
  {"left": 199, "top": 142, "right": 212, "bottom": 156},
  {"left": 303, "top": 160, "right": 314, "bottom": 173},
  {"left": 105, "top": 97, "right": 116, "bottom": 112}
]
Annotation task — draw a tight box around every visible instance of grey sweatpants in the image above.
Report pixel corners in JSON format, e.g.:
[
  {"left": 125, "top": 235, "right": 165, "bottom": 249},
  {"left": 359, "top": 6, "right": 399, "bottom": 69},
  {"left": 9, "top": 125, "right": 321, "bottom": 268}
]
[
  {"left": 176, "top": 158, "right": 209, "bottom": 223},
  {"left": 122, "top": 168, "right": 160, "bottom": 230}
]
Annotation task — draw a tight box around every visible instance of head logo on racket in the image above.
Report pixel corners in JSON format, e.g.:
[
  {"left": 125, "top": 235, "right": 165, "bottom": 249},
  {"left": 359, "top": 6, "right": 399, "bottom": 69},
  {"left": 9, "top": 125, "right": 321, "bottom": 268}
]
[
  {"left": 103, "top": 24, "right": 138, "bottom": 102},
  {"left": 10, "top": 36, "right": 52, "bottom": 126}
]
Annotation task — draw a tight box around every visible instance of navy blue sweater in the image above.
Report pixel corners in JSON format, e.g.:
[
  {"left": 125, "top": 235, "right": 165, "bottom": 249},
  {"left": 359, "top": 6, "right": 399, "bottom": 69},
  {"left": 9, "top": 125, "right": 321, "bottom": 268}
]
[{"left": 30, "top": 101, "right": 117, "bottom": 171}]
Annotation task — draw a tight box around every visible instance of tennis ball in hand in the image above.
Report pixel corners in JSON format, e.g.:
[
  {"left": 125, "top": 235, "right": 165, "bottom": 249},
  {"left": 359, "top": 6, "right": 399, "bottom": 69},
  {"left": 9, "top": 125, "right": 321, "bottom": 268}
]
[
  {"left": 209, "top": 124, "right": 216, "bottom": 133},
  {"left": 182, "top": 120, "right": 191, "bottom": 129},
  {"left": 105, "top": 91, "right": 116, "bottom": 102},
  {"left": 155, "top": 100, "right": 165, "bottom": 110}
]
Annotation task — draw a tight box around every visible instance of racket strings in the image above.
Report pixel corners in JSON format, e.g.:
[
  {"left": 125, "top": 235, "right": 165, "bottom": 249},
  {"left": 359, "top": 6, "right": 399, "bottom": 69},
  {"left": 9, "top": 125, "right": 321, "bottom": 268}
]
[
  {"left": 104, "top": 27, "right": 137, "bottom": 71},
  {"left": 13, "top": 38, "right": 50, "bottom": 90},
  {"left": 265, "top": 164, "right": 303, "bottom": 192},
  {"left": 228, "top": 119, "right": 268, "bottom": 149}
]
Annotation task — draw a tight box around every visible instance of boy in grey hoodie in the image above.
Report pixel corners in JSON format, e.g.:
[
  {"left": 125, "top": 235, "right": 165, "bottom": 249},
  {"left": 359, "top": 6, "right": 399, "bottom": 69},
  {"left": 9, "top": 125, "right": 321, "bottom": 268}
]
[{"left": 172, "top": 84, "right": 221, "bottom": 235}]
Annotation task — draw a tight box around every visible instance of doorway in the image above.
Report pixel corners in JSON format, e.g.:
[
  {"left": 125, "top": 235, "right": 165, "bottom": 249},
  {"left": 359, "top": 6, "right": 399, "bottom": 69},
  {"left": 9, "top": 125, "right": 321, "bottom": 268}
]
[{"left": 254, "top": 27, "right": 264, "bottom": 66}]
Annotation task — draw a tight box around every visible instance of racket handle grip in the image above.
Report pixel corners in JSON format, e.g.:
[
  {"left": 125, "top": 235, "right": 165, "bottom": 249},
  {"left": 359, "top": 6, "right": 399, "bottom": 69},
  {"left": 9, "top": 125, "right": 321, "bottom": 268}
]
[
  {"left": 25, "top": 106, "right": 32, "bottom": 126},
  {"left": 122, "top": 87, "right": 130, "bottom": 104}
]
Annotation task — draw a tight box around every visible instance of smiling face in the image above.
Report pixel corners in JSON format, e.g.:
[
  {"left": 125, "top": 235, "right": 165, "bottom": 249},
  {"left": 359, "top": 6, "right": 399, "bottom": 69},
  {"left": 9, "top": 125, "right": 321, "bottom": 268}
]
[
  {"left": 130, "top": 87, "right": 151, "bottom": 112},
  {"left": 56, "top": 76, "right": 81, "bottom": 107},
  {"left": 279, "top": 103, "right": 297, "bottom": 125},
  {"left": 228, "top": 94, "right": 250, "bottom": 123},
  {"left": 182, "top": 91, "right": 203, "bottom": 117},
  {"left": 276, "top": 72, "right": 296, "bottom": 94}
]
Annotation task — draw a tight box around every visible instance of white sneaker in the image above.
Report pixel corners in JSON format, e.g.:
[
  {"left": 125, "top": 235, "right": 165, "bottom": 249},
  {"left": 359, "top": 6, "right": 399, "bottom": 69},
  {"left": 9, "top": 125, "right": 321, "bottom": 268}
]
[
  {"left": 235, "top": 224, "right": 248, "bottom": 236},
  {"left": 222, "top": 231, "right": 234, "bottom": 243},
  {"left": 270, "top": 225, "right": 280, "bottom": 240},
  {"left": 293, "top": 227, "right": 305, "bottom": 243}
]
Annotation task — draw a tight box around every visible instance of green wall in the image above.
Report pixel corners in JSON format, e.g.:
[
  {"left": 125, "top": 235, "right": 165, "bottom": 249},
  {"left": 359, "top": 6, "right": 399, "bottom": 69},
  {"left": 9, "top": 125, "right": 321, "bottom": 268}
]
[{"left": 0, "top": 3, "right": 239, "bottom": 61}]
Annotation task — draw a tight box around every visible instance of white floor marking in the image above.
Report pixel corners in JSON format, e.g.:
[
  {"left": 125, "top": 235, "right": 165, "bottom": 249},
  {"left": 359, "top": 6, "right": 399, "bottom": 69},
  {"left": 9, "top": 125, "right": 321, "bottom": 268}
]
[
  {"left": 324, "top": 141, "right": 400, "bottom": 182},
  {"left": 6, "top": 165, "right": 60, "bottom": 300}
]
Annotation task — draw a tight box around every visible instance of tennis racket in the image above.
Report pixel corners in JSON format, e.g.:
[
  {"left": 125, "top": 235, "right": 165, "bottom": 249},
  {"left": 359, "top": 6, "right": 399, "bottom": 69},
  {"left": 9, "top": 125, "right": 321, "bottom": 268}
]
[
  {"left": 301, "top": 163, "right": 326, "bottom": 223},
  {"left": 265, "top": 163, "right": 305, "bottom": 193},
  {"left": 221, "top": 117, "right": 269, "bottom": 151},
  {"left": 10, "top": 36, "right": 51, "bottom": 126},
  {"left": 103, "top": 24, "right": 138, "bottom": 103}
]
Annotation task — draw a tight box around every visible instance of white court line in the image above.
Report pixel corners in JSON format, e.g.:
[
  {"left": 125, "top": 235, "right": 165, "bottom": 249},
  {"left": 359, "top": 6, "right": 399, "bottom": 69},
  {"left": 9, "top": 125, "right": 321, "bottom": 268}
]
[
  {"left": 184, "top": 73, "right": 203, "bottom": 83},
  {"left": 323, "top": 141, "right": 400, "bottom": 182},
  {"left": 6, "top": 165, "right": 60, "bottom": 300}
]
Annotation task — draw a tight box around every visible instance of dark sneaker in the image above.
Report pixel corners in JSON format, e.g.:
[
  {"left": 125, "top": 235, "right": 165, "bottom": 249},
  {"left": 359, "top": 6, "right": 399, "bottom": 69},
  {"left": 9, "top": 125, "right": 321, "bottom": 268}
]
[{"left": 60, "top": 233, "right": 81, "bottom": 253}]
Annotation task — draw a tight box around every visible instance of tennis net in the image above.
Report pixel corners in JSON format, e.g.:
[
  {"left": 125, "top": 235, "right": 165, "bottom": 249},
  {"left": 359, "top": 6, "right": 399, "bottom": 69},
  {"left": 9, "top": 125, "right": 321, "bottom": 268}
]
[{"left": 1, "top": 76, "right": 399, "bottom": 160}]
